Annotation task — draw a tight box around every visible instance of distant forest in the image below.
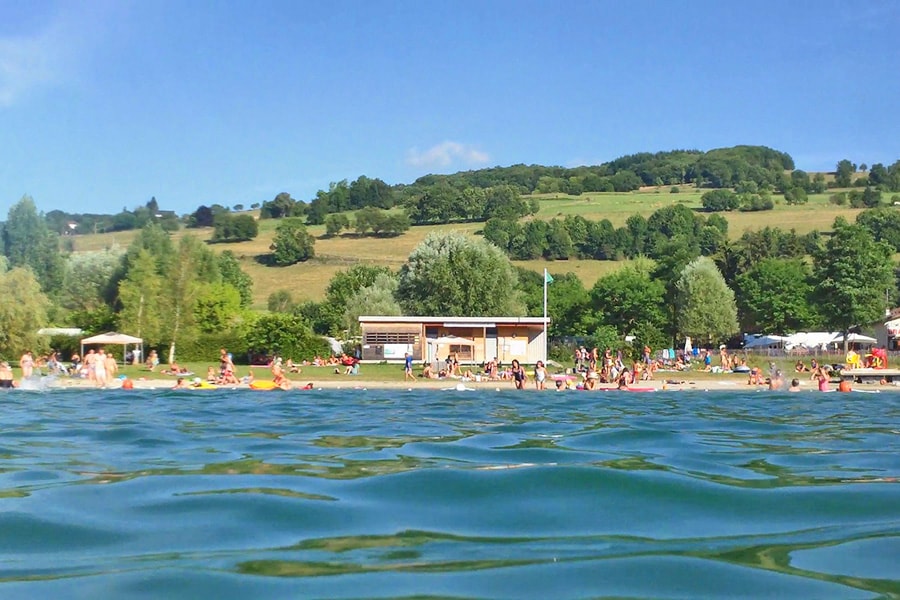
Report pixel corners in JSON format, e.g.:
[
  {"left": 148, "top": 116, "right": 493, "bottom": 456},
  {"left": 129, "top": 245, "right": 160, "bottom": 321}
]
[{"left": 27, "top": 145, "right": 900, "bottom": 239}]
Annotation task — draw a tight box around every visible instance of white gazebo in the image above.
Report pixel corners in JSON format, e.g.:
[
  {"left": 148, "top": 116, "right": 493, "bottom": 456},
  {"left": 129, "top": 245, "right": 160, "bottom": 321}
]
[{"left": 80, "top": 332, "right": 144, "bottom": 365}]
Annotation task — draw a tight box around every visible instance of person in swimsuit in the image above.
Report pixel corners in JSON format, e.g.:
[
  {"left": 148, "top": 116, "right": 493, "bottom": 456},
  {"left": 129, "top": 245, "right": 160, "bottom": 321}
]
[
  {"left": 0, "top": 361, "right": 16, "bottom": 388},
  {"left": 617, "top": 367, "right": 631, "bottom": 390},
  {"left": 94, "top": 349, "right": 108, "bottom": 387},
  {"left": 271, "top": 359, "right": 290, "bottom": 390},
  {"left": 20, "top": 351, "right": 34, "bottom": 380},
  {"left": 534, "top": 360, "right": 547, "bottom": 390},
  {"left": 511, "top": 359, "right": 526, "bottom": 390},
  {"left": 815, "top": 367, "right": 830, "bottom": 392},
  {"left": 404, "top": 353, "right": 416, "bottom": 382}
]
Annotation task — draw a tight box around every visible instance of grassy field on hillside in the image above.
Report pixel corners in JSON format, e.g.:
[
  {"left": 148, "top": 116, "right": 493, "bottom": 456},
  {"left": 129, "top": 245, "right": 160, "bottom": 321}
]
[
  {"left": 534, "top": 189, "right": 862, "bottom": 233},
  {"left": 69, "top": 189, "right": 867, "bottom": 307}
]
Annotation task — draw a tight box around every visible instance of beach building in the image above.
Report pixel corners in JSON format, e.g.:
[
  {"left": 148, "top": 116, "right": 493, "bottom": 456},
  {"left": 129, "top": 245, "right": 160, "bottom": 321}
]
[{"left": 358, "top": 316, "right": 549, "bottom": 364}]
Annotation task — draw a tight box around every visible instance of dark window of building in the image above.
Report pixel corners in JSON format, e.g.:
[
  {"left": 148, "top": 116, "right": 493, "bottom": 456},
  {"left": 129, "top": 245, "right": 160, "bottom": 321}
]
[{"left": 364, "top": 332, "right": 417, "bottom": 344}]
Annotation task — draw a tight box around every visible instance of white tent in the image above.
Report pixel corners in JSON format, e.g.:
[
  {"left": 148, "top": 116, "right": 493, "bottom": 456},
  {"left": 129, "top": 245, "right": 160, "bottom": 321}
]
[
  {"left": 783, "top": 332, "right": 840, "bottom": 351},
  {"left": 832, "top": 333, "right": 877, "bottom": 346},
  {"left": 80, "top": 332, "right": 144, "bottom": 364}
]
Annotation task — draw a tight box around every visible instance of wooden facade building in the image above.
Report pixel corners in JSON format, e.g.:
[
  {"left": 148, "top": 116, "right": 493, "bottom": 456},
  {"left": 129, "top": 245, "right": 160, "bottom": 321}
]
[{"left": 358, "top": 316, "right": 549, "bottom": 365}]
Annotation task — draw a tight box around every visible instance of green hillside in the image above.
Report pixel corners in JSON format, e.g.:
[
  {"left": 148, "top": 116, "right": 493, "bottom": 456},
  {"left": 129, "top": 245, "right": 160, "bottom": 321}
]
[{"left": 69, "top": 185, "right": 866, "bottom": 308}]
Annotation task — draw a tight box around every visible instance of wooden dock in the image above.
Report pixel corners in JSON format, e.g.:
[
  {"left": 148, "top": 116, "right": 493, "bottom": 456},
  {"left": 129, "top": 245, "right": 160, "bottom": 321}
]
[{"left": 839, "top": 368, "right": 900, "bottom": 384}]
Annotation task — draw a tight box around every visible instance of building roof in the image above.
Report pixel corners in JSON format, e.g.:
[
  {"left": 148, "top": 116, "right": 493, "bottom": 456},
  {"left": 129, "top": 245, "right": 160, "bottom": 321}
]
[{"left": 359, "top": 315, "right": 548, "bottom": 325}]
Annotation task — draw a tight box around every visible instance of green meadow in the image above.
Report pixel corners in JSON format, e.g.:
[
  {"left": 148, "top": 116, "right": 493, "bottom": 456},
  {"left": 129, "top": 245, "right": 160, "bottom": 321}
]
[{"left": 70, "top": 187, "right": 865, "bottom": 308}]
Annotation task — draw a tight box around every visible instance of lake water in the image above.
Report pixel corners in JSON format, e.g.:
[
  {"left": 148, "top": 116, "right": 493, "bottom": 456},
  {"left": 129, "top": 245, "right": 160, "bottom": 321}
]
[{"left": 0, "top": 388, "right": 897, "bottom": 599}]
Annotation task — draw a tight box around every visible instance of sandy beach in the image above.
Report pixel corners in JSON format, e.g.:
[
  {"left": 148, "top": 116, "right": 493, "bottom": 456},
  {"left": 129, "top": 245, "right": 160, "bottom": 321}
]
[{"left": 44, "top": 374, "right": 803, "bottom": 392}]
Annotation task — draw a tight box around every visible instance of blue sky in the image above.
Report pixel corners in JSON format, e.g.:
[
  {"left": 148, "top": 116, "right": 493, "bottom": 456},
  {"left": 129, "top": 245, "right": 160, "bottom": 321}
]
[{"left": 1, "top": 0, "right": 898, "bottom": 216}]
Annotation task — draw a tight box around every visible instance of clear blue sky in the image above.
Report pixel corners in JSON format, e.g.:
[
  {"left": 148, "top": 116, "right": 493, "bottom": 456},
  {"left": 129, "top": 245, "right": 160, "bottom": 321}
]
[{"left": 1, "top": 0, "right": 898, "bottom": 216}]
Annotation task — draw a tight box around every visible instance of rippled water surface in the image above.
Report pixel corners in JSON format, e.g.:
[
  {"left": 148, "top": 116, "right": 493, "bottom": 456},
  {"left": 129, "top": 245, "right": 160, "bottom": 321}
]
[{"left": 0, "top": 388, "right": 898, "bottom": 599}]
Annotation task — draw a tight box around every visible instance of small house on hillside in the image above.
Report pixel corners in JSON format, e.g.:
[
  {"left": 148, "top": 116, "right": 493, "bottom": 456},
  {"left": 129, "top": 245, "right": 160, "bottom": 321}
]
[{"left": 358, "top": 316, "right": 549, "bottom": 364}]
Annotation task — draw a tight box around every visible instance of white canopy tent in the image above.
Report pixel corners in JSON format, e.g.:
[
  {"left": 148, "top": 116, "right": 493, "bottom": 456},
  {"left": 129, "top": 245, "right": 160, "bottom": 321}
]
[
  {"left": 831, "top": 333, "right": 877, "bottom": 346},
  {"left": 783, "top": 332, "right": 841, "bottom": 351},
  {"left": 80, "top": 332, "right": 144, "bottom": 364}
]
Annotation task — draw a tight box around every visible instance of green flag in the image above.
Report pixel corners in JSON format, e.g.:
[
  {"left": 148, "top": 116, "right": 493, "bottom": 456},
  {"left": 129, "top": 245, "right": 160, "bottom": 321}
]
[{"left": 544, "top": 270, "right": 553, "bottom": 284}]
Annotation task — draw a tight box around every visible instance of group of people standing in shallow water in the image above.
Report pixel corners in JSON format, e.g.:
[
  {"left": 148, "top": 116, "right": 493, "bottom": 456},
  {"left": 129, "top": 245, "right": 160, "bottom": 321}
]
[{"left": 1, "top": 349, "right": 120, "bottom": 388}]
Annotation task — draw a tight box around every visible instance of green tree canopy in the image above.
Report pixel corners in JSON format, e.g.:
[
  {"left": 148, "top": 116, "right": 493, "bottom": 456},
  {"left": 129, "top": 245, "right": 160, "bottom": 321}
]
[
  {"left": 270, "top": 218, "right": 315, "bottom": 265},
  {"left": 194, "top": 283, "right": 244, "bottom": 333},
  {"left": 675, "top": 256, "right": 738, "bottom": 345},
  {"left": 343, "top": 273, "right": 402, "bottom": 335},
  {"left": 211, "top": 213, "right": 259, "bottom": 243},
  {"left": 2, "top": 195, "right": 66, "bottom": 295},
  {"left": 217, "top": 251, "right": 253, "bottom": 307},
  {"left": 813, "top": 222, "right": 895, "bottom": 341},
  {"left": 591, "top": 264, "right": 666, "bottom": 336},
  {"left": 397, "top": 232, "right": 524, "bottom": 316},
  {"left": 117, "top": 249, "right": 166, "bottom": 345},
  {"left": 735, "top": 258, "right": 818, "bottom": 333},
  {"left": 0, "top": 259, "right": 51, "bottom": 358},
  {"left": 244, "top": 313, "right": 330, "bottom": 361},
  {"left": 516, "top": 269, "right": 593, "bottom": 337},
  {"left": 60, "top": 249, "right": 122, "bottom": 314}
]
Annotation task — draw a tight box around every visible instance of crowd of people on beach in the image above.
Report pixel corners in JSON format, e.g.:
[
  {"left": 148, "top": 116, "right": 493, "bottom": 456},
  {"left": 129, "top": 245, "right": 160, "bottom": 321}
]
[{"left": 0, "top": 340, "right": 892, "bottom": 393}]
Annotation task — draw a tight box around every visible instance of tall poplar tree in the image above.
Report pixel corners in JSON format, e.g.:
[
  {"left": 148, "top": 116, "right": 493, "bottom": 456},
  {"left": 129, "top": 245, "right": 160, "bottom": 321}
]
[
  {"left": 2, "top": 196, "right": 65, "bottom": 295},
  {"left": 675, "top": 256, "right": 738, "bottom": 345},
  {"left": 117, "top": 250, "right": 165, "bottom": 345}
]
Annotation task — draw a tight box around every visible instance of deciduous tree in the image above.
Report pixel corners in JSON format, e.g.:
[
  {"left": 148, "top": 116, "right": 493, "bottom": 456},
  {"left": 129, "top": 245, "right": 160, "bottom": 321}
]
[
  {"left": 736, "top": 258, "right": 817, "bottom": 333},
  {"left": 397, "top": 232, "right": 524, "bottom": 316},
  {"left": 270, "top": 219, "right": 315, "bottom": 265},
  {"left": 813, "top": 222, "right": 895, "bottom": 349},
  {"left": 675, "top": 256, "right": 738, "bottom": 345},
  {"left": 117, "top": 249, "right": 165, "bottom": 344},
  {"left": 2, "top": 195, "right": 65, "bottom": 295},
  {"left": 0, "top": 258, "right": 51, "bottom": 358},
  {"left": 343, "top": 273, "right": 402, "bottom": 335}
]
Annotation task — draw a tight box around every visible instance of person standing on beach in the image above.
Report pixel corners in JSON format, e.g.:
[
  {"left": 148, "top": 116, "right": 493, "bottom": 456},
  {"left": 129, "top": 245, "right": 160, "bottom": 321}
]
[
  {"left": 534, "top": 360, "right": 547, "bottom": 390},
  {"left": 404, "top": 353, "right": 416, "bottom": 382}
]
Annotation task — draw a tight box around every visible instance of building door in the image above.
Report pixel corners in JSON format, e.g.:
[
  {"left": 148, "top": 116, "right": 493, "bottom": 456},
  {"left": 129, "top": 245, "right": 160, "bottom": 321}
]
[
  {"left": 485, "top": 328, "right": 498, "bottom": 363},
  {"left": 425, "top": 327, "right": 439, "bottom": 364}
]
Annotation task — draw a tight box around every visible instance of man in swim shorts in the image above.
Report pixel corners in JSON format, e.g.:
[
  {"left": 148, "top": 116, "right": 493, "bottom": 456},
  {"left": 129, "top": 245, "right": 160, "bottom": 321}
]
[{"left": 404, "top": 353, "right": 416, "bottom": 382}]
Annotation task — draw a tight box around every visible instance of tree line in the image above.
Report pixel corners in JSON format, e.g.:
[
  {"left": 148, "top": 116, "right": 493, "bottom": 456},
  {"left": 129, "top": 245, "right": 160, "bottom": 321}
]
[
  {"left": 0, "top": 192, "right": 895, "bottom": 365},
  {"left": 35, "top": 147, "right": 900, "bottom": 243},
  {"left": 261, "top": 223, "right": 893, "bottom": 363}
]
